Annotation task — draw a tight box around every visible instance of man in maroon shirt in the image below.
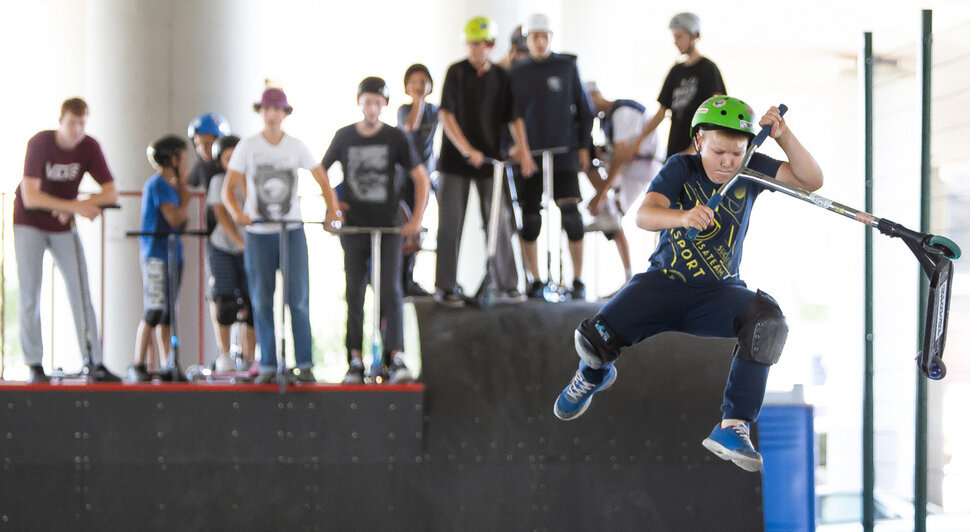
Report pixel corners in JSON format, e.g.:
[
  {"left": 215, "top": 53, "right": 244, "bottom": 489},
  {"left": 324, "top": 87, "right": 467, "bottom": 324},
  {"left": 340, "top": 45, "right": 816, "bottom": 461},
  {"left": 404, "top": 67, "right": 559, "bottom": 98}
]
[{"left": 14, "top": 97, "right": 120, "bottom": 383}]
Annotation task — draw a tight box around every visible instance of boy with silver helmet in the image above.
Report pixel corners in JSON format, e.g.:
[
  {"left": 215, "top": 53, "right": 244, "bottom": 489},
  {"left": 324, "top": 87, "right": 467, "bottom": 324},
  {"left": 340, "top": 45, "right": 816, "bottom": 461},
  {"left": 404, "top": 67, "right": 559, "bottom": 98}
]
[{"left": 615, "top": 12, "right": 726, "bottom": 166}]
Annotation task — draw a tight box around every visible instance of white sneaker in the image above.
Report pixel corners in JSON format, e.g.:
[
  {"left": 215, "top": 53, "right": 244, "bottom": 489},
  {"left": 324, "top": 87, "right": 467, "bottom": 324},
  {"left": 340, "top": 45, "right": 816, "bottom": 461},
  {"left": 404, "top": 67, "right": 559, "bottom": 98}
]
[
  {"left": 214, "top": 353, "right": 234, "bottom": 373},
  {"left": 584, "top": 212, "right": 621, "bottom": 233},
  {"left": 388, "top": 355, "right": 415, "bottom": 384}
]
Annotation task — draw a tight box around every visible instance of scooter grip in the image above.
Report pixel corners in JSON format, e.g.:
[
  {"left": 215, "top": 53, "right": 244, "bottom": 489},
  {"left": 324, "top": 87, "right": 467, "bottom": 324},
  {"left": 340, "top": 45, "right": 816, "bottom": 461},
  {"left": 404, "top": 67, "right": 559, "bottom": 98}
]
[
  {"left": 751, "top": 104, "right": 788, "bottom": 147},
  {"left": 686, "top": 193, "right": 723, "bottom": 240}
]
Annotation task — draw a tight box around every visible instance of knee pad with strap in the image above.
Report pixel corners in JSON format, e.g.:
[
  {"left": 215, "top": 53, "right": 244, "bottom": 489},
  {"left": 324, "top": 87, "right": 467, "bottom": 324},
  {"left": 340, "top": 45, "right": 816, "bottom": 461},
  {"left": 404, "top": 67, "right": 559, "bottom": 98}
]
[
  {"left": 559, "top": 202, "right": 584, "bottom": 242},
  {"left": 733, "top": 290, "right": 788, "bottom": 365},
  {"left": 576, "top": 314, "right": 630, "bottom": 369},
  {"left": 521, "top": 213, "right": 542, "bottom": 242},
  {"left": 143, "top": 309, "right": 164, "bottom": 328},
  {"left": 214, "top": 294, "right": 240, "bottom": 326}
]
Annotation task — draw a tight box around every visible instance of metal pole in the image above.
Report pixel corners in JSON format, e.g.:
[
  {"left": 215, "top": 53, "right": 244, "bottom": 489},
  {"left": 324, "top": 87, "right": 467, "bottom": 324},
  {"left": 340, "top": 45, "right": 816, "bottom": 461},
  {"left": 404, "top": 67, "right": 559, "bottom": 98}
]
[
  {"left": 862, "top": 30, "right": 876, "bottom": 532},
  {"left": 278, "top": 223, "right": 288, "bottom": 393},
  {"left": 370, "top": 229, "right": 382, "bottom": 378},
  {"left": 915, "top": 9, "right": 932, "bottom": 532},
  {"left": 1, "top": 193, "right": 5, "bottom": 380}
]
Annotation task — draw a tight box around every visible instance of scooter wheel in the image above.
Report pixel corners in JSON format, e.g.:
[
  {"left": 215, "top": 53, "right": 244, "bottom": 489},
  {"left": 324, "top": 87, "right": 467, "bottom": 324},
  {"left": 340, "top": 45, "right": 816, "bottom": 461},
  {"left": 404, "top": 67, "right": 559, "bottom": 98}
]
[
  {"left": 929, "top": 235, "right": 961, "bottom": 260},
  {"left": 927, "top": 357, "right": 947, "bottom": 380},
  {"left": 478, "top": 292, "right": 495, "bottom": 309}
]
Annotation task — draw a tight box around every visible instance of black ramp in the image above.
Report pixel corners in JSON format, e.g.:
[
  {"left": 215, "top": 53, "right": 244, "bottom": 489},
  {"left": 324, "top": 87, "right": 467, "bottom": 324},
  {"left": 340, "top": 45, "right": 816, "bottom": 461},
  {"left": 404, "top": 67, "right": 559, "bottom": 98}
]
[{"left": 416, "top": 299, "right": 764, "bottom": 532}]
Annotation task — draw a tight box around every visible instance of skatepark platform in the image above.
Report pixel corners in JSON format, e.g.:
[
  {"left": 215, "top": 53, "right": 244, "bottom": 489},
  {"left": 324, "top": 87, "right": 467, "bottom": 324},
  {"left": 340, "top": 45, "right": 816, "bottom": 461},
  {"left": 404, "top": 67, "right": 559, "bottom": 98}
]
[{"left": 0, "top": 300, "right": 762, "bottom": 531}]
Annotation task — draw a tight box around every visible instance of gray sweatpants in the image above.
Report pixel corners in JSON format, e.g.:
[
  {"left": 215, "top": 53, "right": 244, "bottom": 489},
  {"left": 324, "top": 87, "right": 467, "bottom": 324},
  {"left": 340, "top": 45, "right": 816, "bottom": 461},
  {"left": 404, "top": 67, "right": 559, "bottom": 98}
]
[
  {"left": 14, "top": 224, "right": 103, "bottom": 366},
  {"left": 434, "top": 172, "right": 519, "bottom": 292}
]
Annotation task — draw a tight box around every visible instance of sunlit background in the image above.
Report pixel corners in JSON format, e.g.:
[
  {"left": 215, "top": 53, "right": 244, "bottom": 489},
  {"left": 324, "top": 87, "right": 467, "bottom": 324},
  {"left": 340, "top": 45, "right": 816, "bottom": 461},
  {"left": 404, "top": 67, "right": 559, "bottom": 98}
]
[{"left": 1, "top": 0, "right": 968, "bottom": 524}]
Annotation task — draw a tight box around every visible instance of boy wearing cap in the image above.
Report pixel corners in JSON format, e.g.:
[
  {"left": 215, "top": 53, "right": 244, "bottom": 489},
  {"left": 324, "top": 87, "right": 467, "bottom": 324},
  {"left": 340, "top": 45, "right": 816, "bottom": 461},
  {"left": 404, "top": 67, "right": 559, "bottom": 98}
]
[
  {"left": 509, "top": 13, "right": 594, "bottom": 299},
  {"left": 584, "top": 82, "right": 662, "bottom": 286},
  {"left": 497, "top": 25, "right": 529, "bottom": 69},
  {"left": 14, "top": 97, "right": 120, "bottom": 383},
  {"left": 615, "top": 12, "right": 726, "bottom": 165},
  {"left": 320, "top": 77, "right": 430, "bottom": 384},
  {"left": 187, "top": 112, "right": 231, "bottom": 191},
  {"left": 396, "top": 63, "right": 438, "bottom": 297},
  {"left": 552, "top": 97, "right": 823, "bottom": 473},
  {"left": 434, "top": 16, "right": 533, "bottom": 308},
  {"left": 223, "top": 87, "right": 342, "bottom": 384}
]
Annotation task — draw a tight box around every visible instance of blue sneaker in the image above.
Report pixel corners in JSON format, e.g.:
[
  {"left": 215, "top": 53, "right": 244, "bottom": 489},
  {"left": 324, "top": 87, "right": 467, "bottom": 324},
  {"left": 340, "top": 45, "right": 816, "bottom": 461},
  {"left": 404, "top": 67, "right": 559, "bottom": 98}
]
[
  {"left": 702, "top": 423, "right": 763, "bottom": 472},
  {"left": 553, "top": 364, "right": 618, "bottom": 421}
]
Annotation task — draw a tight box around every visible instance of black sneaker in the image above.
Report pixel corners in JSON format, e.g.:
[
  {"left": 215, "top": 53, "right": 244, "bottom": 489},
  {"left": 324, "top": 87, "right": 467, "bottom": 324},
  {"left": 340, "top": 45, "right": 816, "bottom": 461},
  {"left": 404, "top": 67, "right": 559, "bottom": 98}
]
[
  {"left": 405, "top": 283, "right": 432, "bottom": 298},
  {"left": 127, "top": 364, "right": 151, "bottom": 383},
  {"left": 433, "top": 288, "right": 465, "bottom": 309},
  {"left": 28, "top": 365, "right": 49, "bottom": 384},
  {"left": 526, "top": 280, "right": 545, "bottom": 299},
  {"left": 570, "top": 279, "right": 587, "bottom": 301},
  {"left": 89, "top": 364, "right": 121, "bottom": 382},
  {"left": 342, "top": 358, "right": 365, "bottom": 384},
  {"left": 292, "top": 368, "right": 317, "bottom": 383},
  {"left": 157, "top": 366, "right": 187, "bottom": 382}
]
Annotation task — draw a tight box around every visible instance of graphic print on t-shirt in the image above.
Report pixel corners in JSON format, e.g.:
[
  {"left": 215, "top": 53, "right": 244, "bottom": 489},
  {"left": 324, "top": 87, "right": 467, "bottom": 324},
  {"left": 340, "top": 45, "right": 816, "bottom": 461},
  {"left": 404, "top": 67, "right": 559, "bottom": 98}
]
[
  {"left": 670, "top": 77, "right": 699, "bottom": 114},
  {"left": 45, "top": 162, "right": 81, "bottom": 182},
  {"left": 347, "top": 145, "right": 389, "bottom": 203},
  {"left": 253, "top": 165, "right": 296, "bottom": 220},
  {"left": 663, "top": 179, "right": 750, "bottom": 282}
]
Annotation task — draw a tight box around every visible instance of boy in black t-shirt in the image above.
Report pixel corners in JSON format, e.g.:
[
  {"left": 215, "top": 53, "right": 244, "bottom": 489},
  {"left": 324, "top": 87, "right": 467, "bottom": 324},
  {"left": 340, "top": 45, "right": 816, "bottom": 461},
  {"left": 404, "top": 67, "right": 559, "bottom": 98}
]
[
  {"left": 615, "top": 12, "right": 726, "bottom": 165},
  {"left": 320, "top": 77, "right": 430, "bottom": 384},
  {"left": 434, "top": 16, "right": 533, "bottom": 308}
]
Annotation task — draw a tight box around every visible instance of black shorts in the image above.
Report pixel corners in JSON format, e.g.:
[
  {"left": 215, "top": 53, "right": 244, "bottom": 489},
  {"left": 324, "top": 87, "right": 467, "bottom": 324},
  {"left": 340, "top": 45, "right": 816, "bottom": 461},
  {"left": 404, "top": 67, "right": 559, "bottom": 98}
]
[{"left": 513, "top": 169, "right": 581, "bottom": 214}]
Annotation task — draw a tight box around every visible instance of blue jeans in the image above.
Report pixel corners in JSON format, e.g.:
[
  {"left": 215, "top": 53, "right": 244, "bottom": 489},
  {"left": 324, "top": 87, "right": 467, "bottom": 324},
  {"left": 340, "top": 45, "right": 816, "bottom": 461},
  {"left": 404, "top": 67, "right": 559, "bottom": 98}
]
[
  {"left": 244, "top": 228, "right": 312, "bottom": 371},
  {"left": 593, "top": 269, "right": 772, "bottom": 422}
]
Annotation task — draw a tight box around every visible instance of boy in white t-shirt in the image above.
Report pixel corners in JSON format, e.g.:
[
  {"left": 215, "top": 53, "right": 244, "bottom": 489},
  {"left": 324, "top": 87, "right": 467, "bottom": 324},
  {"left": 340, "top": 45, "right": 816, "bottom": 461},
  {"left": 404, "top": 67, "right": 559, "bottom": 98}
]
[
  {"left": 584, "top": 82, "right": 662, "bottom": 286},
  {"left": 223, "top": 88, "right": 342, "bottom": 384}
]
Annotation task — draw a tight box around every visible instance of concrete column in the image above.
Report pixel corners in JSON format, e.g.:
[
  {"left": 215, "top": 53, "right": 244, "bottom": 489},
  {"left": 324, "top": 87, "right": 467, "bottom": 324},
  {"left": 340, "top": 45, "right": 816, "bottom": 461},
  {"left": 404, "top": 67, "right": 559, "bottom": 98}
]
[{"left": 85, "top": 0, "right": 258, "bottom": 373}]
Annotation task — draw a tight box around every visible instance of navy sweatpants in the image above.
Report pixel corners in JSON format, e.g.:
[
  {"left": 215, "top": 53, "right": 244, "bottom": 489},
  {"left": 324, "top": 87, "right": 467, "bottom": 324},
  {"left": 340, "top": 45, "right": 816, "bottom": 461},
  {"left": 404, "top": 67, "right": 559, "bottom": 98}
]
[{"left": 591, "top": 269, "right": 772, "bottom": 422}]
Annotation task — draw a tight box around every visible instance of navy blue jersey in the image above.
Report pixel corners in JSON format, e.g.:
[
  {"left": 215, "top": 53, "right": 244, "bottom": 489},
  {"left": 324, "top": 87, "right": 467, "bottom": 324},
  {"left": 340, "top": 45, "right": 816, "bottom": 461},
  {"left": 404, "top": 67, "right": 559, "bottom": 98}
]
[
  {"left": 646, "top": 152, "right": 782, "bottom": 284},
  {"left": 509, "top": 53, "right": 594, "bottom": 172}
]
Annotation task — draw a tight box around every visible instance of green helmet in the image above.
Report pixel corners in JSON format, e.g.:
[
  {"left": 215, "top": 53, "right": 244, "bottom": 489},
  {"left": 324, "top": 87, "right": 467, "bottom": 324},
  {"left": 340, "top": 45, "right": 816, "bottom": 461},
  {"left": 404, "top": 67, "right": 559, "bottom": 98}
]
[
  {"left": 690, "top": 96, "right": 757, "bottom": 140},
  {"left": 464, "top": 16, "right": 497, "bottom": 42}
]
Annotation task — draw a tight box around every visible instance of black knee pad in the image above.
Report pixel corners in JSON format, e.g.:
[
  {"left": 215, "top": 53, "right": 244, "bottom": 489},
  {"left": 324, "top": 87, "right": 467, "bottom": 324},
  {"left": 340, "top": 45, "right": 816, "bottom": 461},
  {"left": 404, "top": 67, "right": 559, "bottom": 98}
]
[
  {"left": 238, "top": 296, "right": 254, "bottom": 326},
  {"left": 560, "top": 203, "right": 584, "bottom": 242},
  {"left": 575, "top": 314, "right": 630, "bottom": 369},
  {"left": 521, "top": 213, "right": 542, "bottom": 242},
  {"left": 214, "top": 295, "right": 240, "bottom": 326},
  {"left": 733, "top": 290, "right": 788, "bottom": 365},
  {"left": 144, "top": 309, "right": 164, "bottom": 327}
]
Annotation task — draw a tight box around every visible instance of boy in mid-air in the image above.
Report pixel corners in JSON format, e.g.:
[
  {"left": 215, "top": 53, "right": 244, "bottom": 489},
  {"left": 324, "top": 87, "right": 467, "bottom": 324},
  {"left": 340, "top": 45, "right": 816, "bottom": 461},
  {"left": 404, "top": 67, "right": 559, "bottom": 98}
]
[{"left": 553, "top": 96, "right": 823, "bottom": 472}]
